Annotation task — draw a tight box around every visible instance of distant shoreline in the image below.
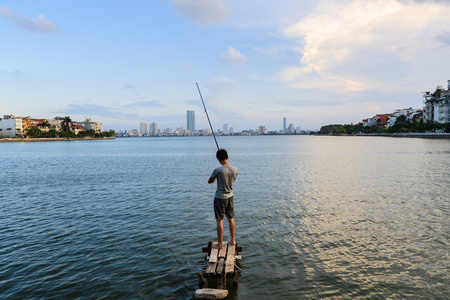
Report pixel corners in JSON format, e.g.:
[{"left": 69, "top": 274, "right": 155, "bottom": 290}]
[
  {"left": 308, "top": 133, "right": 450, "bottom": 139},
  {"left": 0, "top": 137, "right": 115, "bottom": 143},
  {"left": 353, "top": 133, "right": 450, "bottom": 139},
  {"left": 116, "top": 133, "right": 450, "bottom": 139}
]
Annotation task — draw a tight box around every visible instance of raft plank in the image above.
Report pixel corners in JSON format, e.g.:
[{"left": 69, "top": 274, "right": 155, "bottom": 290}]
[
  {"left": 216, "top": 258, "right": 225, "bottom": 274},
  {"left": 225, "top": 244, "right": 235, "bottom": 274},
  {"left": 218, "top": 244, "right": 227, "bottom": 258},
  {"left": 209, "top": 243, "right": 219, "bottom": 263},
  {"left": 206, "top": 262, "right": 217, "bottom": 274}
]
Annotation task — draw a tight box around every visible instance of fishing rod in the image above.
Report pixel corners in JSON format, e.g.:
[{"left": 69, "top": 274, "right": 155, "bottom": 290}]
[{"left": 196, "top": 82, "right": 219, "bottom": 150}]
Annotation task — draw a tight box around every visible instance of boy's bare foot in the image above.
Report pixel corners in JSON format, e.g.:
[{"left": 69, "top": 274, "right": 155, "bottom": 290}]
[
  {"left": 228, "top": 240, "right": 236, "bottom": 245},
  {"left": 212, "top": 243, "right": 223, "bottom": 250}
]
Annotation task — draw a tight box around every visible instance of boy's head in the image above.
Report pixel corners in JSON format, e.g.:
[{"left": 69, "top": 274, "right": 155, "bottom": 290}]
[{"left": 216, "top": 149, "right": 228, "bottom": 161}]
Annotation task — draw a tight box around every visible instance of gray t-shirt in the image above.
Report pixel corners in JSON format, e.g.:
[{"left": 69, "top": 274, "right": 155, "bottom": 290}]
[{"left": 211, "top": 165, "right": 238, "bottom": 199}]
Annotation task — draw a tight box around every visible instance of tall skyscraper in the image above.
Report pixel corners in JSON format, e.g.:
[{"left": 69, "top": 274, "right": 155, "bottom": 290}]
[
  {"left": 223, "top": 124, "right": 229, "bottom": 135},
  {"left": 149, "top": 122, "right": 158, "bottom": 135},
  {"left": 187, "top": 110, "right": 195, "bottom": 133},
  {"left": 283, "top": 118, "right": 287, "bottom": 132},
  {"left": 140, "top": 122, "right": 148, "bottom": 134}
]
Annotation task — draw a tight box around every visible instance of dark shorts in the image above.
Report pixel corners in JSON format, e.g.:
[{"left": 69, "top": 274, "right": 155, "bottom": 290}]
[{"left": 214, "top": 197, "right": 234, "bottom": 220}]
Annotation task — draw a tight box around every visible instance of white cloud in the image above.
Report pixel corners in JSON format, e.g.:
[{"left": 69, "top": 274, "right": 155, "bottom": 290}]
[
  {"left": 0, "top": 6, "right": 58, "bottom": 33},
  {"left": 279, "top": 0, "right": 450, "bottom": 92},
  {"left": 168, "top": 0, "right": 231, "bottom": 25},
  {"left": 209, "top": 76, "right": 237, "bottom": 110},
  {"left": 196, "top": 76, "right": 245, "bottom": 127},
  {"left": 218, "top": 46, "right": 247, "bottom": 63}
]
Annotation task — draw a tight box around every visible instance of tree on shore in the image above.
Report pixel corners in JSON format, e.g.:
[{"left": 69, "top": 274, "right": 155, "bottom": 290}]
[
  {"left": 27, "top": 127, "right": 42, "bottom": 137},
  {"left": 40, "top": 120, "right": 51, "bottom": 130},
  {"left": 61, "top": 116, "right": 73, "bottom": 132},
  {"left": 320, "top": 119, "right": 450, "bottom": 134}
]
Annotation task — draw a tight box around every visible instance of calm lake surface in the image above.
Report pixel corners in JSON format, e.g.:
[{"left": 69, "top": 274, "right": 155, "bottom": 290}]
[{"left": 1, "top": 136, "right": 449, "bottom": 299}]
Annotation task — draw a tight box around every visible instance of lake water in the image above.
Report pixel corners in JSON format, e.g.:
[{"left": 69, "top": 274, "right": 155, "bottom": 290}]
[{"left": 1, "top": 136, "right": 449, "bottom": 299}]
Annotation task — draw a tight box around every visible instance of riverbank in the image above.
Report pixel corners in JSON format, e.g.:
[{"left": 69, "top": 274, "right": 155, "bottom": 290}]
[
  {"left": 357, "top": 133, "right": 450, "bottom": 139},
  {"left": 0, "top": 137, "right": 115, "bottom": 142},
  {"left": 310, "top": 133, "right": 450, "bottom": 139}
]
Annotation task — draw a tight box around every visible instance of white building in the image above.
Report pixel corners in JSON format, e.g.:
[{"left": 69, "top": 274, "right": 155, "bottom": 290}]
[
  {"left": 149, "top": 122, "right": 158, "bottom": 135},
  {"left": 0, "top": 115, "right": 23, "bottom": 137},
  {"left": 48, "top": 119, "right": 62, "bottom": 131},
  {"left": 223, "top": 124, "right": 229, "bottom": 135},
  {"left": 258, "top": 126, "right": 267, "bottom": 134},
  {"left": 140, "top": 122, "right": 148, "bottom": 134},
  {"left": 423, "top": 80, "right": 450, "bottom": 123},
  {"left": 387, "top": 107, "right": 422, "bottom": 127},
  {"left": 288, "top": 124, "right": 295, "bottom": 133},
  {"left": 77, "top": 118, "right": 103, "bottom": 133}
]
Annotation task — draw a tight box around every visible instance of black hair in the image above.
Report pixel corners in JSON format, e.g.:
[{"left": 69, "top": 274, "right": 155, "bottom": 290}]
[{"left": 216, "top": 149, "right": 228, "bottom": 161}]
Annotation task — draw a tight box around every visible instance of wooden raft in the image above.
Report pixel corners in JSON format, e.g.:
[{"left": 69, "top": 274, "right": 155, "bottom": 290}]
[{"left": 197, "top": 241, "right": 242, "bottom": 290}]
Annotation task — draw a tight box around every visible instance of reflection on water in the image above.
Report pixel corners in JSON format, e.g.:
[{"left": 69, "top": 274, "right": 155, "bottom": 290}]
[
  {"left": 1, "top": 136, "right": 449, "bottom": 299},
  {"left": 235, "top": 136, "right": 449, "bottom": 299}
]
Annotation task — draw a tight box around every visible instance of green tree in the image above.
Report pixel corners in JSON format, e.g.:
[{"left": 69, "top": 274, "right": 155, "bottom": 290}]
[
  {"left": 61, "top": 116, "right": 73, "bottom": 132},
  {"left": 40, "top": 120, "right": 51, "bottom": 129},
  {"left": 27, "top": 127, "right": 42, "bottom": 137},
  {"left": 45, "top": 129, "right": 58, "bottom": 138},
  {"left": 376, "top": 127, "right": 389, "bottom": 134},
  {"left": 101, "top": 129, "right": 115, "bottom": 137}
]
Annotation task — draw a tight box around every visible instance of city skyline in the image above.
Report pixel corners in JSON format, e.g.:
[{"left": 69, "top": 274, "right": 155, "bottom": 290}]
[{"left": 1, "top": 1, "right": 450, "bottom": 131}]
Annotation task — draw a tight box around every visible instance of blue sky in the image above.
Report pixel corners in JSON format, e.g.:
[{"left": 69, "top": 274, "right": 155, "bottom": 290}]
[{"left": 1, "top": 0, "right": 449, "bottom": 131}]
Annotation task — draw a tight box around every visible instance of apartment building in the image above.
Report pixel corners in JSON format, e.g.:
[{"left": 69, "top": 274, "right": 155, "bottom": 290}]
[
  {"left": 423, "top": 80, "right": 450, "bottom": 123},
  {"left": 0, "top": 115, "right": 23, "bottom": 137}
]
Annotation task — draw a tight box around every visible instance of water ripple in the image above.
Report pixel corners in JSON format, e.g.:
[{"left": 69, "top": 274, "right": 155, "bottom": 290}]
[{"left": 1, "top": 136, "right": 449, "bottom": 299}]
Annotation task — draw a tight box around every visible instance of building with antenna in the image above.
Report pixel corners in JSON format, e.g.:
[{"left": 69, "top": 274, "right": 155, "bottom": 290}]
[{"left": 77, "top": 118, "right": 102, "bottom": 133}]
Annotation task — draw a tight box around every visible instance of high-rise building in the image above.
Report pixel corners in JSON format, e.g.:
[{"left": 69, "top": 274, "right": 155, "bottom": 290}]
[
  {"left": 283, "top": 118, "right": 287, "bottom": 132},
  {"left": 140, "top": 122, "right": 148, "bottom": 134},
  {"left": 223, "top": 124, "right": 229, "bottom": 135},
  {"left": 288, "top": 124, "right": 295, "bottom": 133},
  {"left": 423, "top": 81, "right": 450, "bottom": 123},
  {"left": 258, "top": 126, "right": 267, "bottom": 134},
  {"left": 149, "top": 122, "right": 158, "bottom": 135},
  {"left": 187, "top": 110, "right": 195, "bottom": 133}
]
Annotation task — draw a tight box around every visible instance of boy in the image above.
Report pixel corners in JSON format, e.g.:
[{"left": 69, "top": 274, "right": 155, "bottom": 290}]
[{"left": 208, "top": 149, "right": 238, "bottom": 250}]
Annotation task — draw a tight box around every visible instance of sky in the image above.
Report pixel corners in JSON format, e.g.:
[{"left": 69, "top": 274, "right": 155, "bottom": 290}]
[{"left": 1, "top": 0, "right": 449, "bottom": 131}]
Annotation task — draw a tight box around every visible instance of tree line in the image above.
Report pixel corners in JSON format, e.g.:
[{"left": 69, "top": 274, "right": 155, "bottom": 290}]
[
  {"left": 25, "top": 116, "right": 115, "bottom": 138},
  {"left": 320, "top": 116, "right": 450, "bottom": 134},
  {"left": 26, "top": 127, "right": 115, "bottom": 138}
]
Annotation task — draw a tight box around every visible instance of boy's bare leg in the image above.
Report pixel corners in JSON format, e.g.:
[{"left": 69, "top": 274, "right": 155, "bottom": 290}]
[
  {"left": 227, "top": 217, "right": 236, "bottom": 245},
  {"left": 213, "top": 219, "right": 224, "bottom": 249}
]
